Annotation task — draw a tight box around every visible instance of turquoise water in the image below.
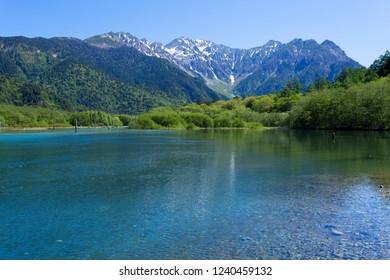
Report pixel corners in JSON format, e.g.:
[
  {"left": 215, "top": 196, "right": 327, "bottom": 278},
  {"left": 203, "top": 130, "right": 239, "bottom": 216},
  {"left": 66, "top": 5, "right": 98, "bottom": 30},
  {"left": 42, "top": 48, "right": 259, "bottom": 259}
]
[{"left": 0, "top": 128, "right": 389, "bottom": 259}]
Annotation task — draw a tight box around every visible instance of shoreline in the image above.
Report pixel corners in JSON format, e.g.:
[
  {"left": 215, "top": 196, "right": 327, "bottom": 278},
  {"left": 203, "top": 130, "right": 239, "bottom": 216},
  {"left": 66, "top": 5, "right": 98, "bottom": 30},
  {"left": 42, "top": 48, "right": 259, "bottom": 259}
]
[
  {"left": 1, "top": 126, "right": 389, "bottom": 132},
  {"left": 0, "top": 126, "right": 129, "bottom": 132},
  {"left": 0, "top": 127, "right": 71, "bottom": 131},
  {"left": 0, "top": 127, "right": 56, "bottom": 131}
]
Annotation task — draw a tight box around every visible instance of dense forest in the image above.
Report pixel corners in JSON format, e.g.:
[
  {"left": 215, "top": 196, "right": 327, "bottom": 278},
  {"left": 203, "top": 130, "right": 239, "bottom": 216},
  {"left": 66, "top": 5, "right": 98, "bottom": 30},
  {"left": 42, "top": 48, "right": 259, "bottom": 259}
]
[
  {"left": 0, "top": 36, "right": 223, "bottom": 115},
  {"left": 0, "top": 51, "right": 389, "bottom": 130}
]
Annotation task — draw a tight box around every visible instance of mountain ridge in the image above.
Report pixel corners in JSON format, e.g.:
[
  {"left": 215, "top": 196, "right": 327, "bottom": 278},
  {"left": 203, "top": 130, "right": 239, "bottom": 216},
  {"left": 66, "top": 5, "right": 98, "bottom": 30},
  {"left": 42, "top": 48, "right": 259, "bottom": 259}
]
[
  {"left": 85, "top": 32, "right": 360, "bottom": 96},
  {"left": 0, "top": 32, "right": 362, "bottom": 115}
]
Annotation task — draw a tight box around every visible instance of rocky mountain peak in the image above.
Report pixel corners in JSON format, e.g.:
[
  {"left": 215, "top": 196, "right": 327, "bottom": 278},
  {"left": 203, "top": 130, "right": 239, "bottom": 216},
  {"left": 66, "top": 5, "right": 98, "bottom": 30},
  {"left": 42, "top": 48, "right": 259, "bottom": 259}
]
[{"left": 85, "top": 32, "right": 361, "bottom": 96}]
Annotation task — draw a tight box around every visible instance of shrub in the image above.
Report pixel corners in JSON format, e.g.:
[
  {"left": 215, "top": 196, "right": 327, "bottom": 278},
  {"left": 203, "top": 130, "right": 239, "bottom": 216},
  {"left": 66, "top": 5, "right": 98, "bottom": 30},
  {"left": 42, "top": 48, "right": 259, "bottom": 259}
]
[
  {"left": 213, "top": 114, "right": 232, "bottom": 128},
  {"left": 259, "top": 112, "right": 290, "bottom": 127},
  {"left": 135, "top": 115, "right": 159, "bottom": 129},
  {"left": 149, "top": 112, "right": 182, "bottom": 128},
  {"left": 179, "top": 112, "right": 213, "bottom": 128}
]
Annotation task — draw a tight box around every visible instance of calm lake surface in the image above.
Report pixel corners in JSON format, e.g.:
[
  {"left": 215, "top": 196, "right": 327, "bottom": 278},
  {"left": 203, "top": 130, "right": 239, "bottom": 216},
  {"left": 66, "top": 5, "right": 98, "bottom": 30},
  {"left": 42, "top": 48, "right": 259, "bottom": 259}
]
[{"left": 0, "top": 128, "right": 389, "bottom": 260}]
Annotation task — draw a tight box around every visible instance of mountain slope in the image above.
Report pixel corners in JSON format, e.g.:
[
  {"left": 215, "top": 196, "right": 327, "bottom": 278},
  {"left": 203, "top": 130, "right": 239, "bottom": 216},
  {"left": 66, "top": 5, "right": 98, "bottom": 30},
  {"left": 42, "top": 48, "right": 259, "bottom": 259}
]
[
  {"left": 234, "top": 39, "right": 361, "bottom": 95},
  {"left": 87, "top": 32, "right": 361, "bottom": 96},
  {"left": 0, "top": 36, "right": 223, "bottom": 114}
]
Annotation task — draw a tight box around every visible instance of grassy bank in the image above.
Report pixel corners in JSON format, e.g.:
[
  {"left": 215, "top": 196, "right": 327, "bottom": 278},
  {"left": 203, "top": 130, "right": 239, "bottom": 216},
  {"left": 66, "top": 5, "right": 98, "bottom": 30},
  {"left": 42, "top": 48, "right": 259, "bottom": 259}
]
[
  {"left": 0, "top": 104, "right": 131, "bottom": 129},
  {"left": 0, "top": 104, "right": 71, "bottom": 128}
]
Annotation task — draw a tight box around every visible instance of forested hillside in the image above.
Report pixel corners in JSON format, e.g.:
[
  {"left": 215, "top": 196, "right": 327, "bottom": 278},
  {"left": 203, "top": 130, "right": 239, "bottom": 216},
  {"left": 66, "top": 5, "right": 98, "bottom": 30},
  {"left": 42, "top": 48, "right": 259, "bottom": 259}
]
[{"left": 0, "top": 36, "right": 223, "bottom": 114}]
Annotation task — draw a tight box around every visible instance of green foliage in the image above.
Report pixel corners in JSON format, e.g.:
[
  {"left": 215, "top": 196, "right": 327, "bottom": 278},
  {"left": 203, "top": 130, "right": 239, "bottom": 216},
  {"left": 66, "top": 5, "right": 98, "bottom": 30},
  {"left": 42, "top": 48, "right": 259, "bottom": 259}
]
[
  {"left": 0, "top": 76, "right": 21, "bottom": 104},
  {"left": 213, "top": 111, "right": 234, "bottom": 128},
  {"left": 274, "top": 94, "right": 302, "bottom": 112},
  {"left": 117, "top": 114, "right": 138, "bottom": 126},
  {"left": 3, "top": 74, "right": 388, "bottom": 131},
  {"left": 0, "top": 36, "right": 224, "bottom": 115},
  {"left": 133, "top": 115, "right": 160, "bottom": 129},
  {"left": 46, "top": 58, "right": 178, "bottom": 114},
  {"left": 132, "top": 72, "right": 390, "bottom": 131},
  {"left": 0, "top": 52, "right": 22, "bottom": 77},
  {"left": 70, "top": 110, "right": 123, "bottom": 127},
  {"left": 149, "top": 112, "right": 183, "bottom": 128},
  {"left": 0, "top": 104, "right": 132, "bottom": 128},
  {"left": 290, "top": 78, "right": 390, "bottom": 130},
  {"left": 370, "top": 50, "right": 390, "bottom": 77},
  {"left": 280, "top": 78, "right": 302, "bottom": 97},
  {"left": 0, "top": 104, "right": 70, "bottom": 127},
  {"left": 20, "top": 83, "right": 47, "bottom": 106},
  {"left": 259, "top": 112, "right": 290, "bottom": 127},
  {"left": 244, "top": 93, "right": 302, "bottom": 113},
  {"left": 307, "top": 76, "right": 330, "bottom": 92},
  {"left": 334, "top": 67, "right": 379, "bottom": 88},
  {"left": 246, "top": 95, "right": 275, "bottom": 113},
  {"left": 132, "top": 95, "right": 296, "bottom": 129},
  {"left": 179, "top": 112, "right": 213, "bottom": 128}
]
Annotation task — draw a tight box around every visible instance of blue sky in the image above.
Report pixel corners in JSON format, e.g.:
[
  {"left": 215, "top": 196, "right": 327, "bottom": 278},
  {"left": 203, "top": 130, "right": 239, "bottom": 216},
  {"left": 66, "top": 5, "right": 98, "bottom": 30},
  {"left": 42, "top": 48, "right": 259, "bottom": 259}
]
[{"left": 1, "top": 0, "right": 389, "bottom": 66}]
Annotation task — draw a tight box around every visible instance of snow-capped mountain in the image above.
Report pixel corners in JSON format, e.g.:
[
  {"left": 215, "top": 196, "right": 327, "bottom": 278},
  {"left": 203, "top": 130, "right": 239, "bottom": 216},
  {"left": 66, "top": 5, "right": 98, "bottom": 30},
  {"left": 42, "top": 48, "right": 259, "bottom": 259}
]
[
  {"left": 85, "top": 32, "right": 167, "bottom": 57},
  {"left": 85, "top": 32, "right": 360, "bottom": 96}
]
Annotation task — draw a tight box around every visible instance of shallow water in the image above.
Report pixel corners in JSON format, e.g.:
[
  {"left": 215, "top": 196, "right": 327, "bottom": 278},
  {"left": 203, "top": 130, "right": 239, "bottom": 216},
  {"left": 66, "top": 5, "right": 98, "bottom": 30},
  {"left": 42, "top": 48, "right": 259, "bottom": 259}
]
[{"left": 0, "top": 128, "right": 389, "bottom": 259}]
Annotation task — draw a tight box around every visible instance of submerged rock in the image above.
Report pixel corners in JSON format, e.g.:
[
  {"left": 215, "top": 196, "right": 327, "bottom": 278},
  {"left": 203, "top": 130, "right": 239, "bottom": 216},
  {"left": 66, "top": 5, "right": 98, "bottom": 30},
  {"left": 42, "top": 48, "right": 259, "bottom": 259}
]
[
  {"left": 333, "top": 251, "right": 344, "bottom": 258},
  {"left": 331, "top": 228, "right": 344, "bottom": 236},
  {"left": 325, "top": 225, "right": 344, "bottom": 236},
  {"left": 239, "top": 236, "right": 252, "bottom": 241}
]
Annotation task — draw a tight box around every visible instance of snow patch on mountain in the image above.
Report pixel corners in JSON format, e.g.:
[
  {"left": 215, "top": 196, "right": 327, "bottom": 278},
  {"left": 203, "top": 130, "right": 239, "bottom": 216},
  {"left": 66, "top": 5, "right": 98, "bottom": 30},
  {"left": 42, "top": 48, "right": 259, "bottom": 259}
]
[
  {"left": 230, "top": 74, "right": 235, "bottom": 85},
  {"left": 85, "top": 32, "right": 361, "bottom": 96}
]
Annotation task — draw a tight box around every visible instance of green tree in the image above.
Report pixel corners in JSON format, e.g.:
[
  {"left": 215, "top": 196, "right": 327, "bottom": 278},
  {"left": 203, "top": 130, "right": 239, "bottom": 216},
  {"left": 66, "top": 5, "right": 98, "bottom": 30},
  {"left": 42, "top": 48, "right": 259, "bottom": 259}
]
[
  {"left": 370, "top": 50, "right": 390, "bottom": 77},
  {"left": 20, "top": 84, "right": 46, "bottom": 106},
  {"left": 280, "top": 78, "right": 302, "bottom": 97},
  {"left": 248, "top": 95, "right": 275, "bottom": 113},
  {"left": 313, "top": 76, "right": 329, "bottom": 91},
  {"left": 179, "top": 112, "right": 213, "bottom": 128},
  {"left": 334, "top": 67, "right": 378, "bottom": 88},
  {"left": 290, "top": 78, "right": 390, "bottom": 130}
]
